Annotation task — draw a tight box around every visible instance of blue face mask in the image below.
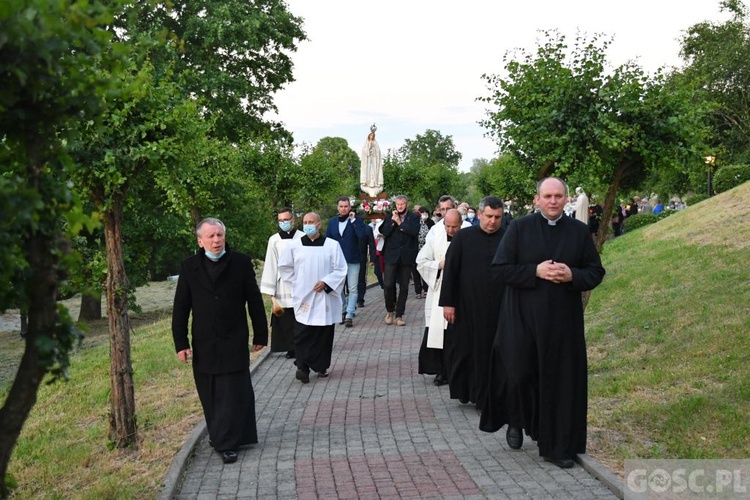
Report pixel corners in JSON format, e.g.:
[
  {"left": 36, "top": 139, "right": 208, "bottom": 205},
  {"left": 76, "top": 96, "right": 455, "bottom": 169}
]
[
  {"left": 279, "top": 220, "right": 292, "bottom": 232},
  {"left": 303, "top": 224, "right": 317, "bottom": 238},
  {"left": 204, "top": 248, "right": 226, "bottom": 261}
]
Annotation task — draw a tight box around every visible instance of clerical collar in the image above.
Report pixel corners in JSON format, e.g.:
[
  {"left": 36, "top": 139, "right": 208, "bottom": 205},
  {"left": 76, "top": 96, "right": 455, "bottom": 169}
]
[
  {"left": 278, "top": 229, "right": 295, "bottom": 239},
  {"left": 302, "top": 235, "right": 326, "bottom": 246},
  {"left": 540, "top": 212, "right": 563, "bottom": 226}
]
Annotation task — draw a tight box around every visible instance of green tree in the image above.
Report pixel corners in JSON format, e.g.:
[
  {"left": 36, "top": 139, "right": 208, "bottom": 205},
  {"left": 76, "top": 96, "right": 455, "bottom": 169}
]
[
  {"left": 296, "top": 137, "right": 359, "bottom": 218},
  {"left": 113, "top": 0, "right": 306, "bottom": 142},
  {"left": 680, "top": 0, "right": 750, "bottom": 165},
  {"left": 480, "top": 30, "right": 711, "bottom": 250},
  {"left": 473, "top": 155, "right": 536, "bottom": 208},
  {"left": 385, "top": 129, "right": 463, "bottom": 206},
  {"left": 71, "top": 58, "right": 210, "bottom": 448},
  {"left": 0, "top": 1, "right": 122, "bottom": 495}
]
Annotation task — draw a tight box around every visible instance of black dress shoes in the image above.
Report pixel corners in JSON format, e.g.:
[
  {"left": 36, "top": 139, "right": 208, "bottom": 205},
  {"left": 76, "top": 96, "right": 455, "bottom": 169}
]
[
  {"left": 544, "top": 457, "right": 575, "bottom": 469},
  {"left": 318, "top": 370, "right": 329, "bottom": 378},
  {"left": 285, "top": 351, "right": 295, "bottom": 359},
  {"left": 357, "top": 301, "right": 365, "bottom": 308},
  {"left": 295, "top": 369, "right": 310, "bottom": 384},
  {"left": 433, "top": 374, "right": 447, "bottom": 386},
  {"left": 221, "top": 450, "right": 238, "bottom": 464},
  {"left": 506, "top": 426, "right": 523, "bottom": 450}
]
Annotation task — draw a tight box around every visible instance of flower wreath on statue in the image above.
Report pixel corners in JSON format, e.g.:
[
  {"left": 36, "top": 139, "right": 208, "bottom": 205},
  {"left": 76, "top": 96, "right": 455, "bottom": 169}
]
[{"left": 352, "top": 196, "right": 393, "bottom": 215}]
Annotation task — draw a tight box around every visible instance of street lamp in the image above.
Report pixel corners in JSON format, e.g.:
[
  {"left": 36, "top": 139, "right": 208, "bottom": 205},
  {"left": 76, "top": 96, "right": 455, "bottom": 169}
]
[{"left": 704, "top": 154, "right": 716, "bottom": 197}]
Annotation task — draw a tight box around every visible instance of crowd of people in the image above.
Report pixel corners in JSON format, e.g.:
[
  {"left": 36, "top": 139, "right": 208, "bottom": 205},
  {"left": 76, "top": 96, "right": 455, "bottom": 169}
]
[
  {"left": 564, "top": 188, "right": 682, "bottom": 238},
  {"left": 170, "top": 177, "right": 606, "bottom": 468}
]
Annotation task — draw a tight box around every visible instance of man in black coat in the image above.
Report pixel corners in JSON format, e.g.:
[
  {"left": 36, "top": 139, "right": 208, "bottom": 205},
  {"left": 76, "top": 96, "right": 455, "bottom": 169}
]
[
  {"left": 379, "top": 195, "right": 420, "bottom": 326},
  {"left": 172, "top": 218, "right": 268, "bottom": 464},
  {"left": 479, "top": 178, "right": 605, "bottom": 469}
]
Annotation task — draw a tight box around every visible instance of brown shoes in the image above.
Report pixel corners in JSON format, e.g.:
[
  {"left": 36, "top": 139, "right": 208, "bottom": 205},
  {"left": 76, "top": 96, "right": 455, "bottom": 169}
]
[
  {"left": 385, "top": 312, "right": 393, "bottom": 325},
  {"left": 395, "top": 317, "right": 406, "bottom": 326}
]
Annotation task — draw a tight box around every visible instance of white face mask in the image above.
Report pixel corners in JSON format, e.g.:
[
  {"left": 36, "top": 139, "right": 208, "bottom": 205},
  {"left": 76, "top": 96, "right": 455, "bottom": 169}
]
[
  {"left": 421, "top": 214, "right": 428, "bottom": 220},
  {"left": 467, "top": 212, "right": 475, "bottom": 220}
]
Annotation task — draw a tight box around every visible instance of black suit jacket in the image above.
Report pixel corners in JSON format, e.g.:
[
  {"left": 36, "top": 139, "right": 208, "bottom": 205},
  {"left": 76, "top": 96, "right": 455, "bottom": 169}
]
[
  {"left": 379, "top": 210, "right": 420, "bottom": 265},
  {"left": 172, "top": 247, "right": 268, "bottom": 374}
]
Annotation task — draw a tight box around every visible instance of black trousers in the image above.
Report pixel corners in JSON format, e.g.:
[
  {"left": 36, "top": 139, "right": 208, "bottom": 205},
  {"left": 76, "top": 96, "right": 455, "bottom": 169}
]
[
  {"left": 411, "top": 266, "right": 426, "bottom": 294},
  {"left": 383, "top": 262, "right": 412, "bottom": 317}
]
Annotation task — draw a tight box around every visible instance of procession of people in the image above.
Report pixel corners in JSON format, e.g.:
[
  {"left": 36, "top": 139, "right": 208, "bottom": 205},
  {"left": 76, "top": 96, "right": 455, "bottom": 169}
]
[{"left": 171, "top": 124, "right": 606, "bottom": 470}]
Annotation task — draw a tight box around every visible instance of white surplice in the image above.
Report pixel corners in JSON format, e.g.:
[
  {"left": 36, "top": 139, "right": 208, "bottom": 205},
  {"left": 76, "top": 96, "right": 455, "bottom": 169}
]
[
  {"left": 425, "top": 218, "right": 472, "bottom": 244},
  {"left": 278, "top": 237, "right": 347, "bottom": 326},
  {"left": 416, "top": 230, "right": 452, "bottom": 349},
  {"left": 260, "top": 230, "right": 303, "bottom": 308}
]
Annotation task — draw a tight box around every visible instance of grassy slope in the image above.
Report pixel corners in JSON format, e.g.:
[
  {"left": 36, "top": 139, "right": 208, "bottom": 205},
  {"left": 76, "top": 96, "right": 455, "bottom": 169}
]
[{"left": 585, "top": 181, "right": 750, "bottom": 476}]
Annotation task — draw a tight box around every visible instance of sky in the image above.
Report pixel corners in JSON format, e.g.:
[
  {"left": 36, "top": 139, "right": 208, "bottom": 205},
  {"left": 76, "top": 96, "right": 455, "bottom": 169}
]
[{"left": 271, "top": 0, "right": 728, "bottom": 172}]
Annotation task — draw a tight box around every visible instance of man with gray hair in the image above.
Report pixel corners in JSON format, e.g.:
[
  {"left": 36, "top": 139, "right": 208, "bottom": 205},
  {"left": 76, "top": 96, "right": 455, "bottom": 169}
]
[
  {"left": 426, "top": 194, "right": 472, "bottom": 244},
  {"left": 379, "top": 195, "right": 420, "bottom": 326},
  {"left": 172, "top": 218, "right": 268, "bottom": 465}
]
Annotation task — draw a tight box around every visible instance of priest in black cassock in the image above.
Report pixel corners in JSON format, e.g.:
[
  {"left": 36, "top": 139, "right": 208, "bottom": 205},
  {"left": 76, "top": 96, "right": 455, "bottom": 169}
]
[
  {"left": 172, "top": 218, "right": 268, "bottom": 465},
  {"left": 439, "top": 196, "right": 506, "bottom": 408},
  {"left": 479, "top": 177, "right": 605, "bottom": 469}
]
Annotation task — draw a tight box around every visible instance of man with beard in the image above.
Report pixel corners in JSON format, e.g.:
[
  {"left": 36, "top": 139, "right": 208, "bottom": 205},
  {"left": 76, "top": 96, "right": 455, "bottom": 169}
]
[
  {"left": 260, "top": 207, "right": 303, "bottom": 358},
  {"left": 378, "top": 195, "right": 420, "bottom": 326},
  {"left": 416, "top": 209, "right": 462, "bottom": 385},
  {"left": 439, "top": 196, "right": 506, "bottom": 408},
  {"left": 479, "top": 177, "right": 605, "bottom": 469},
  {"left": 172, "top": 218, "right": 268, "bottom": 464},
  {"left": 278, "top": 212, "right": 347, "bottom": 383}
]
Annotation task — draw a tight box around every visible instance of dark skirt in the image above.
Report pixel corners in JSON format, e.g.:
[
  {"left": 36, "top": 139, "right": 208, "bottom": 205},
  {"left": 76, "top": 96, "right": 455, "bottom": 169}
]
[
  {"left": 193, "top": 367, "right": 258, "bottom": 451},
  {"left": 442, "top": 323, "right": 473, "bottom": 404},
  {"left": 293, "top": 321, "right": 334, "bottom": 373},
  {"left": 270, "top": 307, "right": 295, "bottom": 352},
  {"left": 418, "top": 326, "right": 444, "bottom": 375}
]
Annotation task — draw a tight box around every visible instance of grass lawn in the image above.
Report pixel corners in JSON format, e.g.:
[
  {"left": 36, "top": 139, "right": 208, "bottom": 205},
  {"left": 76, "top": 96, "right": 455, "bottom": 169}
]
[{"left": 585, "top": 182, "right": 750, "bottom": 475}]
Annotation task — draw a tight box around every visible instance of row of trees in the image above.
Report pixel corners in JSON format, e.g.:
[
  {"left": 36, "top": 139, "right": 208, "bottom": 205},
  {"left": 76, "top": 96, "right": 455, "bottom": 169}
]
[
  {"left": 472, "top": 0, "right": 750, "bottom": 250},
  {"left": 0, "top": 1, "right": 469, "bottom": 494},
  {"left": 2, "top": 0, "right": 748, "bottom": 495}
]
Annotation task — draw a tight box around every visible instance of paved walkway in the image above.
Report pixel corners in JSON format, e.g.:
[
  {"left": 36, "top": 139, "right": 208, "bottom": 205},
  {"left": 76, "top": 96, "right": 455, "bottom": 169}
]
[{"left": 163, "top": 285, "right": 622, "bottom": 499}]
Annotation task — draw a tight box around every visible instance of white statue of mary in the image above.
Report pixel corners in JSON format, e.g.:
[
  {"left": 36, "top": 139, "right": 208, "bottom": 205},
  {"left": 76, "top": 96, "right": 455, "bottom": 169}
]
[{"left": 360, "top": 124, "right": 383, "bottom": 197}]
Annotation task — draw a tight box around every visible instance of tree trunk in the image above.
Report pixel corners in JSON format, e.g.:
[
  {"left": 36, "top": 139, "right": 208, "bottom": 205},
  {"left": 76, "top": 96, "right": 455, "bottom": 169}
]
[
  {"left": 78, "top": 290, "right": 102, "bottom": 322},
  {"left": 102, "top": 201, "right": 137, "bottom": 448},
  {"left": 190, "top": 205, "right": 201, "bottom": 228},
  {"left": 19, "top": 312, "right": 28, "bottom": 338},
  {"left": 0, "top": 233, "right": 61, "bottom": 498}
]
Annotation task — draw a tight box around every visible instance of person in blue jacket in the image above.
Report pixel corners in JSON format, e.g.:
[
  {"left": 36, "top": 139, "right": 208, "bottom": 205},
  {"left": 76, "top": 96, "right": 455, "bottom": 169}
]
[{"left": 325, "top": 196, "right": 368, "bottom": 327}]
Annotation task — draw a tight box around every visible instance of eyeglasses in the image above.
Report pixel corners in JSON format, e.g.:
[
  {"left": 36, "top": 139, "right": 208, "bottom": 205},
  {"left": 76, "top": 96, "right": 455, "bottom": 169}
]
[{"left": 278, "top": 218, "right": 293, "bottom": 222}]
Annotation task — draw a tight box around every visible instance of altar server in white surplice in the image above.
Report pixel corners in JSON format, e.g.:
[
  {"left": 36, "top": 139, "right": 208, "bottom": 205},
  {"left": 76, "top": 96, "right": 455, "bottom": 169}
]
[
  {"left": 260, "top": 207, "right": 303, "bottom": 359},
  {"left": 278, "top": 212, "right": 347, "bottom": 384},
  {"left": 416, "top": 209, "right": 463, "bottom": 387}
]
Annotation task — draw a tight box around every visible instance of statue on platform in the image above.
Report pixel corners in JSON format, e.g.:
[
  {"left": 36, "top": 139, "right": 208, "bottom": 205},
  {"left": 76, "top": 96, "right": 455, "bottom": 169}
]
[{"left": 360, "top": 124, "right": 383, "bottom": 197}]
